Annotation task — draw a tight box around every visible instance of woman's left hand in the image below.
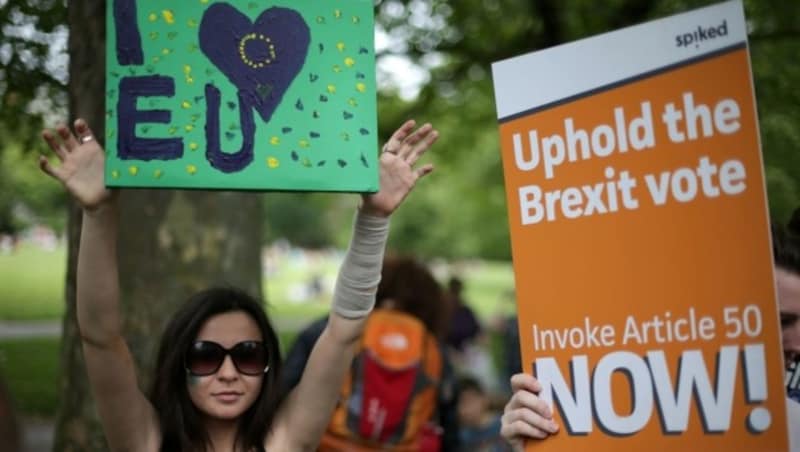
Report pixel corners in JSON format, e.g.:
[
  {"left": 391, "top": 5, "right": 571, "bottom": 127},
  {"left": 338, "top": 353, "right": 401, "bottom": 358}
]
[{"left": 360, "top": 119, "right": 438, "bottom": 217}]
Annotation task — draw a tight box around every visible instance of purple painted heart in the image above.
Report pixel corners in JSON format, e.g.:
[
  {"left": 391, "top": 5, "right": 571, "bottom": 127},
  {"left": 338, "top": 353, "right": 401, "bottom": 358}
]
[{"left": 199, "top": 3, "right": 310, "bottom": 122}]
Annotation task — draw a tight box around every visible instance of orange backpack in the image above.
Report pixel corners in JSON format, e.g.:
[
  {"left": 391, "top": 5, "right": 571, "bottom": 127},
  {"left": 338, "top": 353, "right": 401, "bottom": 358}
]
[{"left": 319, "top": 309, "right": 444, "bottom": 452}]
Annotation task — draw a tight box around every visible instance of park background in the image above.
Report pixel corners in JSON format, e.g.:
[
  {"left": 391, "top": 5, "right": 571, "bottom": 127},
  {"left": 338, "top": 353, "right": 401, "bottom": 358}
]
[{"left": 0, "top": 0, "right": 798, "bottom": 450}]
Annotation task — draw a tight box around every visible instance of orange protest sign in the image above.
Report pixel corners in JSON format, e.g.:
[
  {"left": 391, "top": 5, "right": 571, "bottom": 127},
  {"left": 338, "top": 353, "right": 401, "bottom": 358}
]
[{"left": 491, "top": 1, "right": 788, "bottom": 450}]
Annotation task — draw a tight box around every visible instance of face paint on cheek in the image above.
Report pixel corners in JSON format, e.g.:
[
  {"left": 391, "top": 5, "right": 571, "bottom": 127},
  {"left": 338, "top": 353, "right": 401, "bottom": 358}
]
[{"left": 187, "top": 374, "right": 202, "bottom": 387}]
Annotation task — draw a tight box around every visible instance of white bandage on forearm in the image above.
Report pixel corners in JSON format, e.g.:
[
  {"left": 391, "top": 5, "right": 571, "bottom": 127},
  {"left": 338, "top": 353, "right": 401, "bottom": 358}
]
[{"left": 332, "top": 210, "right": 390, "bottom": 318}]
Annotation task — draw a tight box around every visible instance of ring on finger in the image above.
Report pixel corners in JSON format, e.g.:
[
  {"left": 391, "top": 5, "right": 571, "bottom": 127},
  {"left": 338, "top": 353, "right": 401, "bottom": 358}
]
[
  {"left": 382, "top": 145, "right": 398, "bottom": 154},
  {"left": 79, "top": 134, "right": 94, "bottom": 144}
]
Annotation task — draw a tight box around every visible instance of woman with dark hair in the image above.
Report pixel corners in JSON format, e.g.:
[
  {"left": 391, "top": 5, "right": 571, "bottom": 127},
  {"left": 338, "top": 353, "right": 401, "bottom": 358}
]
[
  {"left": 38, "top": 117, "right": 438, "bottom": 451},
  {"left": 150, "top": 286, "right": 284, "bottom": 450}
]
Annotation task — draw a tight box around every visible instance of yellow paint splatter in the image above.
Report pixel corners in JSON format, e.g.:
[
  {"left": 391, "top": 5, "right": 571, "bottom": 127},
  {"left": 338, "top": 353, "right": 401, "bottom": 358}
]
[
  {"left": 186, "top": 76, "right": 194, "bottom": 84},
  {"left": 332, "top": 65, "right": 341, "bottom": 73},
  {"left": 327, "top": 84, "right": 337, "bottom": 94},
  {"left": 128, "top": 166, "right": 139, "bottom": 176},
  {"left": 152, "top": 56, "right": 161, "bottom": 64},
  {"left": 111, "top": 170, "right": 120, "bottom": 179},
  {"left": 347, "top": 98, "right": 358, "bottom": 107},
  {"left": 352, "top": 16, "right": 360, "bottom": 24},
  {"left": 162, "top": 48, "right": 172, "bottom": 55},
  {"left": 183, "top": 65, "right": 192, "bottom": 74},
  {"left": 187, "top": 19, "right": 198, "bottom": 27},
  {"left": 162, "top": 10, "right": 175, "bottom": 24},
  {"left": 298, "top": 139, "right": 310, "bottom": 148},
  {"left": 334, "top": 9, "right": 342, "bottom": 19},
  {"left": 344, "top": 57, "right": 355, "bottom": 67},
  {"left": 148, "top": 31, "right": 159, "bottom": 40},
  {"left": 185, "top": 124, "right": 194, "bottom": 132},
  {"left": 153, "top": 169, "right": 163, "bottom": 179},
  {"left": 200, "top": 0, "right": 209, "bottom": 3},
  {"left": 181, "top": 100, "right": 192, "bottom": 109},
  {"left": 168, "top": 126, "right": 178, "bottom": 135},
  {"left": 315, "top": 16, "right": 325, "bottom": 24},
  {"left": 336, "top": 42, "right": 345, "bottom": 52},
  {"left": 189, "top": 142, "right": 199, "bottom": 151},
  {"left": 267, "top": 157, "right": 279, "bottom": 168},
  {"left": 186, "top": 164, "right": 197, "bottom": 175},
  {"left": 269, "top": 136, "right": 280, "bottom": 145},
  {"left": 356, "top": 82, "right": 366, "bottom": 93},
  {"left": 148, "top": 12, "right": 158, "bottom": 22}
]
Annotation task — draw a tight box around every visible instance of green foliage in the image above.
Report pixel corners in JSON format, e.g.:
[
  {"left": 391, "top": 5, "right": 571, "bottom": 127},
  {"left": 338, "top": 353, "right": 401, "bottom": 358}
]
[
  {"left": 2, "top": 0, "right": 799, "bottom": 259},
  {"left": 0, "top": 0, "right": 68, "bottom": 147},
  {"left": 0, "top": 144, "right": 67, "bottom": 234},
  {"left": 0, "top": 337, "right": 60, "bottom": 417},
  {"left": 370, "top": 0, "right": 800, "bottom": 258},
  {"left": 263, "top": 193, "right": 344, "bottom": 248}
]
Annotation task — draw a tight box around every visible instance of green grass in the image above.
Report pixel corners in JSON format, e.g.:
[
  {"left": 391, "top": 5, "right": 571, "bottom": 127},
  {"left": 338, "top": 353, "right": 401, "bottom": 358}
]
[
  {"left": 263, "top": 251, "right": 337, "bottom": 323},
  {"left": 457, "top": 260, "right": 517, "bottom": 320},
  {"left": 0, "top": 244, "right": 67, "bottom": 321},
  {"left": 0, "top": 243, "right": 517, "bottom": 323},
  {"left": 0, "top": 337, "right": 60, "bottom": 417},
  {"left": 0, "top": 244, "right": 516, "bottom": 418}
]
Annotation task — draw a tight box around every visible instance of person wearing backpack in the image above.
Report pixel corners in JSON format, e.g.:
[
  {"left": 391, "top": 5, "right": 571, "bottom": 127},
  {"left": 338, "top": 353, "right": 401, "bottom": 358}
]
[{"left": 282, "top": 255, "right": 460, "bottom": 451}]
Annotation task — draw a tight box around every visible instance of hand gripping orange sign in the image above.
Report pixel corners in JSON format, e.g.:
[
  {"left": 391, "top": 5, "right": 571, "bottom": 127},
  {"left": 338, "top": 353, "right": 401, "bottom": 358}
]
[{"left": 491, "top": 1, "right": 789, "bottom": 450}]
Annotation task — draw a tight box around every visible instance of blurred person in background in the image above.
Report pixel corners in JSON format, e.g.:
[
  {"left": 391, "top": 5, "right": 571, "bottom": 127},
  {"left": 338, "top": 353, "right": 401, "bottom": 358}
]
[
  {"left": 456, "top": 376, "right": 510, "bottom": 452},
  {"left": 282, "top": 255, "right": 460, "bottom": 451}
]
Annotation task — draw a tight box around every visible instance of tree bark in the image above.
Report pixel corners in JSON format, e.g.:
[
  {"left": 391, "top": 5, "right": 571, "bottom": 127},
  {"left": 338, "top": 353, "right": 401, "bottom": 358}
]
[{"left": 53, "top": 2, "right": 263, "bottom": 450}]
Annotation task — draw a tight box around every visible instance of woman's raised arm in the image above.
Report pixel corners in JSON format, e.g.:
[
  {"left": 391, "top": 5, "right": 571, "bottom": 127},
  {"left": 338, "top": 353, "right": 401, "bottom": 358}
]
[
  {"left": 269, "top": 119, "right": 438, "bottom": 451},
  {"left": 40, "top": 120, "right": 159, "bottom": 451}
]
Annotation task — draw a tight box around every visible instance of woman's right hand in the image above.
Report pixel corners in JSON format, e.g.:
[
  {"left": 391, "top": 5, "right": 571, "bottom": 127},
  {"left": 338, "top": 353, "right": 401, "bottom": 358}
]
[
  {"left": 39, "top": 119, "right": 113, "bottom": 211},
  {"left": 501, "top": 373, "right": 559, "bottom": 451}
]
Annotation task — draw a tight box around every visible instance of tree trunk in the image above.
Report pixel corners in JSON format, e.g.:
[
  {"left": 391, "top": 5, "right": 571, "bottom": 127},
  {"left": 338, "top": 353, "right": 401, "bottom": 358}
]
[{"left": 53, "top": 3, "right": 263, "bottom": 450}]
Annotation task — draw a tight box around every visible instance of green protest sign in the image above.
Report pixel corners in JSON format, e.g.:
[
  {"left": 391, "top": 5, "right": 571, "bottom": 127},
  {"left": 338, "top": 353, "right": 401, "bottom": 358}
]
[{"left": 105, "top": 0, "right": 377, "bottom": 192}]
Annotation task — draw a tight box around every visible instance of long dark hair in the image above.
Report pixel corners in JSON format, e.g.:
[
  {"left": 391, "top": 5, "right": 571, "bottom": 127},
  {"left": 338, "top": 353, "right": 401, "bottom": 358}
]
[
  {"left": 774, "top": 222, "right": 800, "bottom": 275},
  {"left": 377, "top": 255, "right": 447, "bottom": 337},
  {"left": 149, "top": 286, "right": 283, "bottom": 452}
]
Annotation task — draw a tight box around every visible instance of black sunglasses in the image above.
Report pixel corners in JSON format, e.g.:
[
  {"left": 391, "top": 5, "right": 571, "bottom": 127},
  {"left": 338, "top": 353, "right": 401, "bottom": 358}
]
[{"left": 185, "top": 340, "right": 269, "bottom": 376}]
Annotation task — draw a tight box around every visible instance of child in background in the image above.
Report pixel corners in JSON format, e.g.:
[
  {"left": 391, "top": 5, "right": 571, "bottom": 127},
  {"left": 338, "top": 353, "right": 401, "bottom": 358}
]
[{"left": 457, "top": 376, "right": 510, "bottom": 452}]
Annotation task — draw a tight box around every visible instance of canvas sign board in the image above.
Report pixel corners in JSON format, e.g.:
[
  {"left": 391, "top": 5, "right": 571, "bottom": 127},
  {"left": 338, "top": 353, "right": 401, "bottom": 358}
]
[
  {"left": 491, "top": 1, "right": 789, "bottom": 449},
  {"left": 106, "top": 0, "right": 378, "bottom": 192}
]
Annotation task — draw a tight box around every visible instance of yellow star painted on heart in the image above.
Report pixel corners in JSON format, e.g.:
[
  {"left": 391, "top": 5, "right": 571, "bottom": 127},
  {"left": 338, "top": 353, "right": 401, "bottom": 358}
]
[
  {"left": 162, "top": 10, "right": 175, "bottom": 24},
  {"left": 239, "top": 33, "right": 276, "bottom": 68}
]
